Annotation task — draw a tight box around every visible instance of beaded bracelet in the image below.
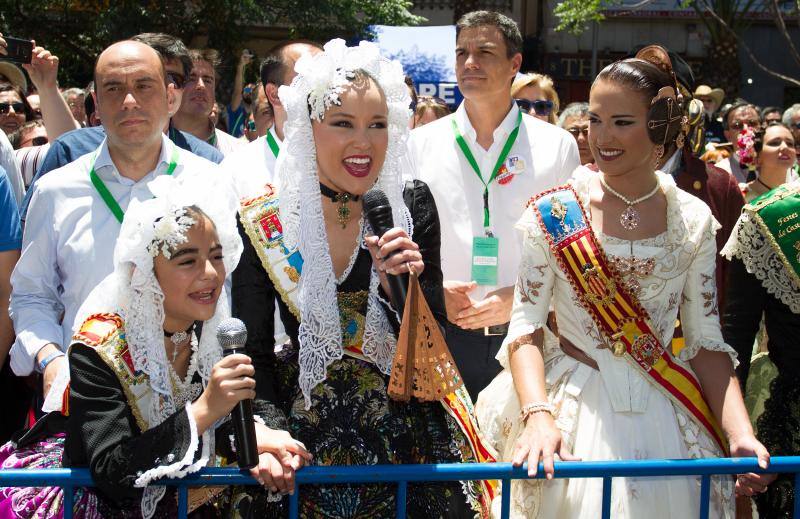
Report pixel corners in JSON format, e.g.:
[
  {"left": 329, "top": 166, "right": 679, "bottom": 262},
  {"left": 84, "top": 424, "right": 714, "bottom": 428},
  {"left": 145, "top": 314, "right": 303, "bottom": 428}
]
[{"left": 519, "top": 402, "right": 556, "bottom": 423}]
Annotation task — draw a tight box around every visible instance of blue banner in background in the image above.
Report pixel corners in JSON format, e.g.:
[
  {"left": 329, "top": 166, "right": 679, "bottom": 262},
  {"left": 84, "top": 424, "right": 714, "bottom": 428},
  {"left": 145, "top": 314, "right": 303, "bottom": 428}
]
[{"left": 371, "top": 25, "right": 463, "bottom": 108}]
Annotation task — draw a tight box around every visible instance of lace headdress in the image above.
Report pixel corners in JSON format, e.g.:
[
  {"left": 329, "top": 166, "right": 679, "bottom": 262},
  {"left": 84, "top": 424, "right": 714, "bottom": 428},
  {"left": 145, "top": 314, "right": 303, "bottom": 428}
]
[
  {"left": 276, "top": 39, "right": 413, "bottom": 408},
  {"left": 75, "top": 172, "right": 243, "bottom": 427}
]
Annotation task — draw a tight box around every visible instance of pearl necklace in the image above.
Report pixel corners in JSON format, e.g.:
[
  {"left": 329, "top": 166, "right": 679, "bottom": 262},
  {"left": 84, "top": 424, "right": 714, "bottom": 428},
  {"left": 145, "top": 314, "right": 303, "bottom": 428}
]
[{"left": 599, "top": 176, "right": 661, "bottom": 230}]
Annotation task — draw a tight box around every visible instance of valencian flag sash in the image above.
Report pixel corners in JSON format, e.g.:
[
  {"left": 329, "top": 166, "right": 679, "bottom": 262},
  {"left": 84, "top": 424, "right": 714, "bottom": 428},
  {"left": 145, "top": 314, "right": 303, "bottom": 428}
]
[
  {"left": 747, "top": 182, "right": 800, "bottom": 285},
  {"left": 239, "top": 185, "right": 498, "bottom": 517},
  {"left": 530, "top": 185, "right": 728, "bottom": 454}
]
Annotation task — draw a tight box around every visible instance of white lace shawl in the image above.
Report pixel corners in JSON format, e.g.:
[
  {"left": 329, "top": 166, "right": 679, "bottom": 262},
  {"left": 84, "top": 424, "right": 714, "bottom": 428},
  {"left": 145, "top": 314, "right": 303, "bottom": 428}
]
[
  {"left": 72, "top": 172, "right": 243, "bottom": 517},
  {"left": 276, "top": 39, "right": 413, "bottom": 408},
  {"left": 721, "top": 182, "right": 800, "bottom": 314}
]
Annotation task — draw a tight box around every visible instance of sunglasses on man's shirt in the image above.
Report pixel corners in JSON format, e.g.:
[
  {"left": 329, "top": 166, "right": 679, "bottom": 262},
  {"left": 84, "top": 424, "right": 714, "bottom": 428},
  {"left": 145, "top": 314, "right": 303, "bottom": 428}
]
[
  {"left": 0, "top": 102, "right": 25, "bottom": 114},
  {"left": 515, "top": 98, "right": 553, "bottom": 116}
]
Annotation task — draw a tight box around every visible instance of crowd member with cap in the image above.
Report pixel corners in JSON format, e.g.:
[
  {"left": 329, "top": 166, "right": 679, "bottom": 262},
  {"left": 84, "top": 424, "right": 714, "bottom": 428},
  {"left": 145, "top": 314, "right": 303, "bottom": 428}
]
[
  {"left": 558, "top": 101, "right": 592, "bottom": 165},
  {"left": 408, "top": 11, "right": 579, "bottom": 400},
  {"left": 222, "top": 39, "right": 322, "bottom": 199},
  {"left": 511, "top": 72, "right": 559, "bottom": 125},
  {"left": 694, "top": 84, "right": 725, "bottom": 144},
  {"left": 172, "top": 48, "right": 243, "bottom": 156},
  {"left": 9, "top": 40, "right": 223, "bottom": 404},
  {"left": 19, "top": 33, "right": 224, "bottom": 222},
  {"left": 717, "top": 101, "right": 762, "bottom": 183},
  {"left": 0, "top": 83, "right": 33, "bottom": 137}
]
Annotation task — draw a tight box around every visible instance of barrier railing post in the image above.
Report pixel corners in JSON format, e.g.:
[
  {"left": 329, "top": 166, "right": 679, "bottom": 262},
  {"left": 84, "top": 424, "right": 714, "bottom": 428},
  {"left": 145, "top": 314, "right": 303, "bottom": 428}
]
[
  {"left": 699, "top": 475, "right": 710, "bottom": 519},
  {"left": 601, "top": 476, "right": 612, "bottom": 519},
  {"left": 396, "top": 481, "right": 407, "bottom": 518},
  {"left": 500, "top": 479, "right": 511, "bottom": 519},
  {"left": 63, "top": 485, "right": 73, "bottom": 519},
  {"left": 177, "top": 484, "right": 188, "bottom": 518},
  {"left": 289, "top": 485, "right": 299, "bottom": 518},
  {"left": 795, "top": 472, "right": 800, "bottom": 518}
]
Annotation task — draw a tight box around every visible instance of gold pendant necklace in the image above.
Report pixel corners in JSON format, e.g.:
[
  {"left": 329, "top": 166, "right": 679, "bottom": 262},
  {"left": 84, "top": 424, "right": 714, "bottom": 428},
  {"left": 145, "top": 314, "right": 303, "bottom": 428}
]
[{"left": 320, "top": 183, "right": 360, "bottom": 228}]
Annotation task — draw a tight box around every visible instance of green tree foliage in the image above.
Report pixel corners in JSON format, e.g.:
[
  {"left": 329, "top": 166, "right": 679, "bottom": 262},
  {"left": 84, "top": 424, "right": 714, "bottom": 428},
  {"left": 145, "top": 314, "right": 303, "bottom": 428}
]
[
  {"left": 0, "top": 0, "right": 423, "bottom": 88},
  {"left": 550, "top": 0, "right": 800, "bottom": 96}
]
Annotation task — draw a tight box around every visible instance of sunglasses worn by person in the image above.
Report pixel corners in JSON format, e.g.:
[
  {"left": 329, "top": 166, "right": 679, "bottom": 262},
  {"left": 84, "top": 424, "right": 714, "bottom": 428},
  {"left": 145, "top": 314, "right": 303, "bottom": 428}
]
[
  {"left": 730, "top": 120, "right": 760, "bottom": 131},
  {"left": 515, "top": 98, "right": 553, "bottom": 116},
  {"left": 567, "top": 127, "right": 588, "bottom": 137},
  {"left": 0, "top": 102, "right": 24, "bottom": 114},
  {"left": 31, "top": 136, "right": 48, "bottom": 146}
]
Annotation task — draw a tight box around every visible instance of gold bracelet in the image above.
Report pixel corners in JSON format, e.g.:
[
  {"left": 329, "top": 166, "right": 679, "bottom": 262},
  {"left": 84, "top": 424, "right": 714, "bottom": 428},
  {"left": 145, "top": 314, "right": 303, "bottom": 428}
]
[{"left": 519, "top": 402, "right": 555, "bottom": 423}]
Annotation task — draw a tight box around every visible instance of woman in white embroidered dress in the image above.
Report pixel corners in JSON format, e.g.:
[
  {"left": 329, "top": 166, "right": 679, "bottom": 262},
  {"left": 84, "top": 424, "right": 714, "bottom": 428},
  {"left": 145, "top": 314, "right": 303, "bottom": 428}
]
[{"left": 475, "top": 48, "right": 771, "bottom": 518}]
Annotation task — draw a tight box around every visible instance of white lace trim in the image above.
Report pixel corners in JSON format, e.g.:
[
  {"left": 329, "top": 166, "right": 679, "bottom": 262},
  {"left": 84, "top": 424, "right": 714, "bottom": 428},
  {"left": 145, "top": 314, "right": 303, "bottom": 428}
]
[
  {"left": 677, "top": 337, "right": 738, "bottom": 368},
  {"left": 134, "top": 403, "right": 206, "bottom": 488},
  {"left": 276, "top": 39, "right": 413, "bottom": 408},
  {"left": 722, "top": 211, "right": 800, "bottom": 314}
]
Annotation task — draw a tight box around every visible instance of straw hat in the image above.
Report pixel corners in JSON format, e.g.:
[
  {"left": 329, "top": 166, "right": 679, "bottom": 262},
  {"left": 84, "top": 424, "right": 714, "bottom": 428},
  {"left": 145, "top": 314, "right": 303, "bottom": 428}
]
[
  {"left": 0, "top": 62, "right": 28, "bottom": 92},
  {"left": 693, "top": 85, "right": 724, "bottom": 110}
]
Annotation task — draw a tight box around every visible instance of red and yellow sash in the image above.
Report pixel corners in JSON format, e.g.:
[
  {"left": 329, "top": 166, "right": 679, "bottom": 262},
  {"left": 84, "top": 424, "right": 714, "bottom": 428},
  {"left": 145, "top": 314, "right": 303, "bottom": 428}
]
[{"left": 531, "top": 186, "right": 727, "bottom": 454}]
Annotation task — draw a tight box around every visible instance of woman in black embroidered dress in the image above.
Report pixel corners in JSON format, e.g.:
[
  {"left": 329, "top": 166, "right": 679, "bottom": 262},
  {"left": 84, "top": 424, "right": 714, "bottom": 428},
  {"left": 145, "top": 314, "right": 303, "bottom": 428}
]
[{"left": 231, "top": 40, "right": 484, "bottom": 518}]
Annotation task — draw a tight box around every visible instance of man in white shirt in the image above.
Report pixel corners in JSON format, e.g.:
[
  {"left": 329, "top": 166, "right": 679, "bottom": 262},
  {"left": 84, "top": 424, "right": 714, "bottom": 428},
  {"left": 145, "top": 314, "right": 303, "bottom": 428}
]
[
  {"left": 172, "top": 48, "right": 244, "bottom": 157},
  {"left": 407, "top": 11, "right": 579, "bottom": 399},
  {"left": 10, "top": 40, "right": 220, "bottom": 395},
  {"left": 222, "top": 40, "right": 322, "bottom": 199}
]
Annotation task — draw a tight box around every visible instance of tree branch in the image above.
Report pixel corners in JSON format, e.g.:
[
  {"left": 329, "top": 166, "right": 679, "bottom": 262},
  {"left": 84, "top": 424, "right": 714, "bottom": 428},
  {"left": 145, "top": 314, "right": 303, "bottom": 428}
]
[
  {"left": 768, "top": 0, "right": 800, "bottom": 68},
  {"left": 702, "top": 1, "right": 800, "bottom": 87}
]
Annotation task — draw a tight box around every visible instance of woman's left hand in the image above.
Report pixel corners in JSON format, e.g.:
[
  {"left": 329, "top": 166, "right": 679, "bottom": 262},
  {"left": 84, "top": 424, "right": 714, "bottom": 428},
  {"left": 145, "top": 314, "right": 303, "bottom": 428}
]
[
  {"left": 730, "top": 433, "right": 775, "bottom": 496},
  {"left": 365, "top": 227, "right": 424, "bottom": 276}
]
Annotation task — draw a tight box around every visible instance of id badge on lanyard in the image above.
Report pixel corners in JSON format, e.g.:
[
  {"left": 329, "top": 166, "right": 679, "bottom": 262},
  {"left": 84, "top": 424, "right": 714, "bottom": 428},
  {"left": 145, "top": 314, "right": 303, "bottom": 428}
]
[
  {"left": 452, "top": 109, "right": 522, "bottom": 287},
  {"left": 472, "top": 234, "right": 499, "bottom": 286}
]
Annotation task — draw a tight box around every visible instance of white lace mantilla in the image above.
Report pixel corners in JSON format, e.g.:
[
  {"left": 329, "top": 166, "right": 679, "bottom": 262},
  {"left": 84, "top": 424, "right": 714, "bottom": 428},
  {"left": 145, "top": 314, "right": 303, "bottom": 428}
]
[
  {"left": 722, "top": 211, "right": 800, "bottom": 314},
  {"left": 276, "top": 39, "right": 414, "bottom": 408}
]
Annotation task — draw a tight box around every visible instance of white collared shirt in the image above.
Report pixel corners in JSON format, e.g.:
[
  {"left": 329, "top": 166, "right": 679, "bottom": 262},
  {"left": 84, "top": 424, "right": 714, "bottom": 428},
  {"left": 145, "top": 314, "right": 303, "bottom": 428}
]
[
  {"left": 221, "top": 126, "right": 281, "bottom": 199},
  {"left": 9, "top": 134, "right": 220, "bottom": 375},
  {"left": 407, "top": 102, "right": 580, "bottom": 299},
  {"left": 214, "top": 128, "right": 246, "bottom": 157}
]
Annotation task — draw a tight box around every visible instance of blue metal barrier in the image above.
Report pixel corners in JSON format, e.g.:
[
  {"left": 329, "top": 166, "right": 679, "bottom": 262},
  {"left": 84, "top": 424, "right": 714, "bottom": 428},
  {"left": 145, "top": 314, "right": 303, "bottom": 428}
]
[{"left": 2, "top": 457, "right": 800, "bottom": 518}]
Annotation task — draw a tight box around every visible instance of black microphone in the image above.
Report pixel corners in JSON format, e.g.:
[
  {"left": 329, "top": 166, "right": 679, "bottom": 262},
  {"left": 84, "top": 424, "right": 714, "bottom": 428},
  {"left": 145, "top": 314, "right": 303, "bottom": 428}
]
[
  {"left": 363, "top": 189, "right": 407, "bottom": 315},
  {"left": 216, "top": 318, "right": 258, "bottom": 469}
]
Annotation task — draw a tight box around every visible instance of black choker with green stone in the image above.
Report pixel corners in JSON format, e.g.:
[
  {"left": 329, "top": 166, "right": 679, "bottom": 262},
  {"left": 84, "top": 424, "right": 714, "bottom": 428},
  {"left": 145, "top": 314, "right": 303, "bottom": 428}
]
[{"left": 319, "top": 182, "right": 360, "bottom": 228}]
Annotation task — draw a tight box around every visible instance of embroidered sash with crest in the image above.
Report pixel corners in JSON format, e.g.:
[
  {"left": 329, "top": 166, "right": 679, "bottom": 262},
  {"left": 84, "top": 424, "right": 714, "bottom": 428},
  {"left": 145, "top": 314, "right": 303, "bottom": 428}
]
[
  {"left": 239, "top": 185, "right": 303, "bottom": 320},
  {"left": 68, "top": 313, "right": 151, "bottom": 430},
  {"left": 240, "top": 186, "right": 496, "bottom": 516},
  {"left": 747, "top": 182, "right": 800, "bottom": 287},
  {"left": 531, "top": 186, "right": 728, "bottom": 453}
]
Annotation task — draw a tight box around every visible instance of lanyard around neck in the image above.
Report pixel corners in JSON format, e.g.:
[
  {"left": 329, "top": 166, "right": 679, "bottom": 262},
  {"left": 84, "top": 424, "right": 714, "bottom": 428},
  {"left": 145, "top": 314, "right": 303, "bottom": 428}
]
[
  {"left": 451, "top": 109, "right": 522, "bottom": 231},
  {"left": 266, "top": 129, "right": 280, "bottom": 158},
  {"left": 89, "top": 144, "right": 180, "bottom": 223}
]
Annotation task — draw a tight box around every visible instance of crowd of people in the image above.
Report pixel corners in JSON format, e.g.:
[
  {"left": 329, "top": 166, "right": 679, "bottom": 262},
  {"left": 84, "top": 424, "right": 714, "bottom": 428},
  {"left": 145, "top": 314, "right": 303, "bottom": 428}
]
[{"left": 0, "top": 8, "right": 797, "bottom": 519}]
